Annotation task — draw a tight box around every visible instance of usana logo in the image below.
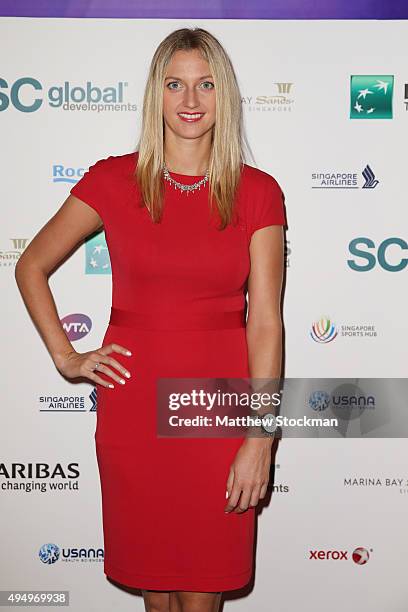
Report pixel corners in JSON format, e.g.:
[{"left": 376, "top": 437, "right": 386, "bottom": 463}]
[{"left": 38, "top": 543, "right": 104, "bottom": 564}]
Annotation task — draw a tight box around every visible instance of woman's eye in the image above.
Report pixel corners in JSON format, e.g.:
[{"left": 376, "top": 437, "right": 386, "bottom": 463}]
[{"left": 166, "top": 81, "right": 214, "bottom": 90}]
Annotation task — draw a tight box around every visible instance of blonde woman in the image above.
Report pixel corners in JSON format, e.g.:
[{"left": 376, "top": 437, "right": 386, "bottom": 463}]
[{"left": 15, "top": 27, "right": 286, "bottom": 612}]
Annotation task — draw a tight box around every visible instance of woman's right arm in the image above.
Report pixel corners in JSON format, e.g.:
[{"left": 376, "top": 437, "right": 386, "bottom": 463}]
[{"left": 14, "top": 194, "right": 132, "bottom": 388}]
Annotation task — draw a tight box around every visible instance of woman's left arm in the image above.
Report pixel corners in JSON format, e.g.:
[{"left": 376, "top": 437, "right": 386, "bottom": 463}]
[{"left": 224, "top": 225, "right": 284, "bottom": 513}]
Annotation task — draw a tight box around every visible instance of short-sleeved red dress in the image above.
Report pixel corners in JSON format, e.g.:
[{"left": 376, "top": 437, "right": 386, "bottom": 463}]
[{"left": 70, "top": 150, "right": 286, "bottom": 592}]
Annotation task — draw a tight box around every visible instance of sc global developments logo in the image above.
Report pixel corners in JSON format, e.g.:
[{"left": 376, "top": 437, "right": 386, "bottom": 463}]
[
  {"left": 348, "top": 237, "right": 407, "bottom": 271},
  {"left": 0, "top": 77, "right": 136, "bottom": 112}
]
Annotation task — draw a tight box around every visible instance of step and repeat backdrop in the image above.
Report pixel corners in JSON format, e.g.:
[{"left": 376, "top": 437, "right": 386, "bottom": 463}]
[{"left": 1, "top": 12, "right": 408, "bottom": 612}]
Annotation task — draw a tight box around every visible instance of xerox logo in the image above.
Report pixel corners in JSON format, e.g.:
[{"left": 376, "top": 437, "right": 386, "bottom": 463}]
[
  {"left": 0, "top": 77, "right": 135, "bottom": 113},
  {"left": 309, "top": 547, "right": 371, "bottom": 564},
  {"left": 353, "top": 547, "right": 370, "bottom": 565},
  {"left": 310, "top": 550, "right": 348, "bottom": 560}
]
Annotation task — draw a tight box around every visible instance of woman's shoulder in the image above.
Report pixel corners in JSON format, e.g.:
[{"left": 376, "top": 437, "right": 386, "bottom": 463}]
[
  {"left": 92, "top": 150, "right": 138, "bottom": 178},
  {"left": 240, "top": 163, "right": 282, "bottom": 192},
  {"left": 238, "top": 163, "right": 286, "bottom": 232}
]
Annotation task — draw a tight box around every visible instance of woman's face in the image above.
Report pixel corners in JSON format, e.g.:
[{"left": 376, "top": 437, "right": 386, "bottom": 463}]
[{"left": 163, "top": 49, "right": 216, "bottom": 141}]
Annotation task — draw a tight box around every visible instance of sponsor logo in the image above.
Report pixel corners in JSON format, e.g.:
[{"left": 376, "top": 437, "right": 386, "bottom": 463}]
[
  {"left": 61, "top": 313, "right": 92, "bottom": 341},
  {"left": 38, "top": 389, "right": 97, "bottom": 412},
  {"left": 311, "top": 164, "right": 379, "bottom": 189},
  {"left": 309, "top": 390, "right": 375, "bottom": 412},
  {"left": 85, "top": 232, "right": 111, "bottom": 274},
  {"left": 310, "top": 316, "right": 378, "bottom": 341},
  {"left": 310, "top": 316, "right": 338, "bottom": 343},
  {"left": 1, "top": 238, "right": 29, "bottom": 267},
  {"left": 242, "top": 82, "right": 295, "bottom": 113},
  {"left": 0, "top": 77, "right": 135, "bottom": 113},
  {"left": 309, "top": 547, "right": 371, "bottom": 564},
  {"left": 350, "top": 75, "right": 393, "bottom": 119},
  {"left": 0, "top": 462, "right": 80, "bottom": 494},
  {"left": 39, "top": 543, "right": 103, "bottom": 564},
  {"left": 348, "top": 237, "right": 408, "bottom": 272}
]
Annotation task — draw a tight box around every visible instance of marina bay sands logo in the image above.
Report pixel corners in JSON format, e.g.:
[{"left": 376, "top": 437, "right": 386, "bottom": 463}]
[
  {"left": 350, "top": 75, "right": 393, "bottom": 119},
  {"left": 242, "top": 82, "right": 295, "bottom": 113},
  {"left": 310, "top": 316, "right": 338, "bottom": 343},
  {"left": 1, "top": 237, "right": 30, "bottom": 267}
]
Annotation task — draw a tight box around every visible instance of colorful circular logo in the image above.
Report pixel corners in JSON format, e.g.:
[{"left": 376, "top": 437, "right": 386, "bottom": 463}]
[
  {"left": 310, "top": 316, "right": 338, "bottom": 343},
  {"left": 352, "top": 547, "right": 370, "bottom": 565}
]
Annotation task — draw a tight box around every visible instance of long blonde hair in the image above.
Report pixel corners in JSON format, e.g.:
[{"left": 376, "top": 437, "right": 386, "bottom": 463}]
[{"left": 135, "top": 27, "right": 251, "bottom": 230}]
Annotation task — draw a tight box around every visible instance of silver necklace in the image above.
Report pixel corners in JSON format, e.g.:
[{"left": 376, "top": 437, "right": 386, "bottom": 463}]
[{"left": 162, "top": 163, "right": 209, "bottom": 194}]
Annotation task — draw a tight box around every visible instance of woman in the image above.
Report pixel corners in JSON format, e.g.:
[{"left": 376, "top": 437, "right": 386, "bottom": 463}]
[{"left": 15, "top": 27, "right": 286, "bottom": 612}]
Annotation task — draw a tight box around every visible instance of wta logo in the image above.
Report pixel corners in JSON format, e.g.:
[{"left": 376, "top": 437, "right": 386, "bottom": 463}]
[
  {"left": 61, "top": 313, "right": 92, "bottom": 341},
  {"left": 310, "top": 316, "right": 338, "bottom": 343}
]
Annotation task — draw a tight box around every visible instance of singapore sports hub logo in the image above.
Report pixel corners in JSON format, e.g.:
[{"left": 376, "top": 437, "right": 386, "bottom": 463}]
[{"left": 310, "top": 316, "right": 338, "bottom": 343}]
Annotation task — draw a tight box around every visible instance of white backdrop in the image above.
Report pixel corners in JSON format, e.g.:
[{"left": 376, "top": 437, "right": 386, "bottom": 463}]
[{"left": 1, "top": 16, "right": 408, "bottom": 611}]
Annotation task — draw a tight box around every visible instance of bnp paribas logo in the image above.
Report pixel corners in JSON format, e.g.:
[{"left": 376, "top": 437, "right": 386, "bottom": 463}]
[
  {"left": 85, "top": 232, "right": 111, "bottom": 274},
  {"left": 350, "top": 75, "right": 393, "bottom": 119}
]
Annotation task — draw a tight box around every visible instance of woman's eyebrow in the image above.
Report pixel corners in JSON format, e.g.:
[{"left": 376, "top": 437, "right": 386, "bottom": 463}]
[{"left": 164, "top": 75, "right": 213, "bottom": 80}]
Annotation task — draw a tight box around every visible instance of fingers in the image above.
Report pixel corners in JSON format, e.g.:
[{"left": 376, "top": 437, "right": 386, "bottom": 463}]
[
  {"left": 224, "top": 482, "right": 242, "bottom": 513},
  {"left": 224, "top": 467, "right": 242, "bottom": 513},
  {"left": 259, "top": 482, "right": 268, "bottom": 500},
  {"left": 249, "top": 485, "right": 263, "bottom": 509},
  {"left": 99, "top": 343, "right": 132, "bottom": 358},
  {"left": 225, "top": 477, "right": 267, "bottom": 513},
  {"left": 87, "top": 371, "right": 115, "bottom": 389},
  {"left": 96, "top": 354, "right": 131, "bottom": 381},
  {"left": 89, "top": 360, "right": 127, "bottom": 386},
  {"left": 235, "top": 487, "right": 254, "bottom": 513},
  {"left": 224, "top": 467, "right": 234, "bottom": 510},
  {"left": 78, "top": 343, "right": 132, "bottom": 387},
  {"left": 88, "top": 344, "right": 133, "bottom": 387}
]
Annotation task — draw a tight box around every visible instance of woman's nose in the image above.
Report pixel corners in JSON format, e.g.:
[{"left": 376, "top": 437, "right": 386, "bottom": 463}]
[{"left": 183, "top": 86, "right": 200, "bottom": 108}]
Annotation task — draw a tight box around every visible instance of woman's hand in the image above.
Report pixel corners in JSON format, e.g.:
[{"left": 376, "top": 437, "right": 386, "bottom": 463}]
[
  {"left": 224, "top": 437, "right": 272, "bottom": 513},
  {"left": 54, "top": 343, "right": 132, "bottom": 388}
]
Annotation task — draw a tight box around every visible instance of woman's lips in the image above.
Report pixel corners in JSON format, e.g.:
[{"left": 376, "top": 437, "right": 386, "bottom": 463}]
[{"left": 177, "top": 112, "right": 205, "bottom": 123}]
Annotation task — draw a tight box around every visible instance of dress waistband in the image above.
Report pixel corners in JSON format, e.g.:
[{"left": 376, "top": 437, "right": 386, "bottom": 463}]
[{"left": 109, "top": 307, "right": 246, "bottom": 331}]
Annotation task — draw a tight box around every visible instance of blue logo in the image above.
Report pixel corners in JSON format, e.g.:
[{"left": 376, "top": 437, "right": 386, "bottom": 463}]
[
  {"left": 85, "top": 232, "right": 111, "bottom": 274},
  {"left": 39, "top": 543, "right": 104, "bottom": 563},
  {"left": 39, "top": 543, "right": 60, "bottom": 565},
  {"left": 309, "top": 391, "right": 331, "bottom": 411}
]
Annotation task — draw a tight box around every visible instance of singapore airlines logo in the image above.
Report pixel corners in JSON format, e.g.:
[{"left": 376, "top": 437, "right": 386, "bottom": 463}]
[
  {"left": 311, "top": 164, "right": 379, "bottom": 189},
  {"left": 350, "top": 75, "right": 393, "bottom": 119},
  {"left": 361, "top": 164, "right": 379, "bottom": 189}
]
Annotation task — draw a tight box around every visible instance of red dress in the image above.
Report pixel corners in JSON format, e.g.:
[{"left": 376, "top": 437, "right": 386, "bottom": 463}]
[{"left": 70, "top": 150, "right": 286, "bottom": 592}]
